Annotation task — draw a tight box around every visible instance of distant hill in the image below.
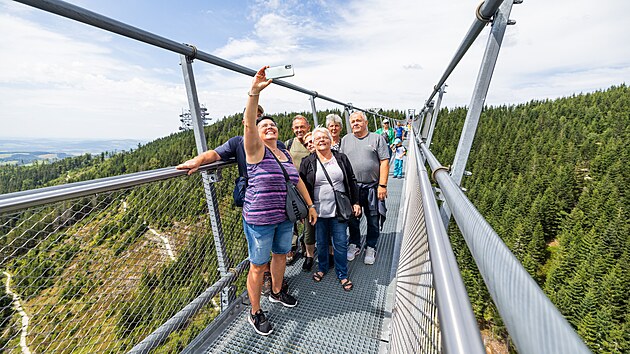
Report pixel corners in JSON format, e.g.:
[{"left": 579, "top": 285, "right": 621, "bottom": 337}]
[
  {"left": 0, "top": 138, "right": 146, "bottom": 155},
  {"left": 0, "top": 151, "right": 74, "bottom": 166}
]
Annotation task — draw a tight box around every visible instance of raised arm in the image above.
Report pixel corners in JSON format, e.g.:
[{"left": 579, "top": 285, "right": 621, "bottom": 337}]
[{"left": 244, "top": 66, "right": 272, "bottom": 164}]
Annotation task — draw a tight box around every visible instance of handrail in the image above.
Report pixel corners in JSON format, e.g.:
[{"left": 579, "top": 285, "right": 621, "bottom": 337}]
[
  {"left": 423, "top": 0, "right": 504, "bottom": 107},
  {"left": 13, "top": 0, "right": 390, "bottom": 120},
  {"left": 0, "top": 160, "right": 236, "bottom": 213},
  {"left": 419, "top": 142, "right": 591, "bottom": 354},
  {"left": 0, "top": 168, "right": 164, "bottom": 201},
  {"left": 128, "top": 259, "right": 249, "bottom": 354},
  {"left": 409, "top": 134, "right": 484, "bottom": 354}
]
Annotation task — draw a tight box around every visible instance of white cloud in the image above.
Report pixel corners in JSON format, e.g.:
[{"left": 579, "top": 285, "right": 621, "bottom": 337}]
[
  {"left": 0, "top": 0, "right": 628, "bottom": 141},
  {"left": 0, "top": 10, "right": 187, "bottom": 139}
]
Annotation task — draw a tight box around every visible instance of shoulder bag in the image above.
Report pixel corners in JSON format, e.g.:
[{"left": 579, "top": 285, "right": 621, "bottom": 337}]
[
  {"left": 317, "top": 158, "right": 353, "bottom": 221},
  {"left": 270, "top": 149, "right": 309, "bottom": 222}
]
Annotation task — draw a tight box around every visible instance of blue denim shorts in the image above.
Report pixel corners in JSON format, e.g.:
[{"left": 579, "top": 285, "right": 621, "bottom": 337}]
[{"left": 243, "top": 219, "right": 294, "bottom": 265}]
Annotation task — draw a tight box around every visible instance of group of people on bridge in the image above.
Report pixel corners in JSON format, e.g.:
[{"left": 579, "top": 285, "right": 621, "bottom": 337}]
[{"left": 177, "top": 66, "right": 407, "bottom": 336}]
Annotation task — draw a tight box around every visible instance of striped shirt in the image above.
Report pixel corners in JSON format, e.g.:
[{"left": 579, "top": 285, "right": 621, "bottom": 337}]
[{"left": 243, "top": 147, "right": 299, "bottom": 225}]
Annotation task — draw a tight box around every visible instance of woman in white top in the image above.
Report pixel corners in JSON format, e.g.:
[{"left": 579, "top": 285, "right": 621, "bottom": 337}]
[{"left": 299, "top": 128, "right": 361, "bottom": 291}]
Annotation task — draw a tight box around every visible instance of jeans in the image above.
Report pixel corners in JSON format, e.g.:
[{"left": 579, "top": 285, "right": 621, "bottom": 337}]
[
  {"left": 394, "top": 158, "right": 403, "bottom": 177},
  {"left": 348, "top": 187, "right": 380, "bottom": 251},
  {"left": 243, "top": 219, "right": 294, "bottom": 265},
  {"left": 315, "top": 217, "right": 348, "bottom": 280}
]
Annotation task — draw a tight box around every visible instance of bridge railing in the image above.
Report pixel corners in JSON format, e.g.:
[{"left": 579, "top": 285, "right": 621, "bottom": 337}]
[
  {"left": 388, "top": 130, "right": 485, "bottom": 354},
  {"left": 0, "top": 161, "right": 248, "bottom": 353},
  {"left": 416, "top": 142, "right": 591, "bottom": 354}
]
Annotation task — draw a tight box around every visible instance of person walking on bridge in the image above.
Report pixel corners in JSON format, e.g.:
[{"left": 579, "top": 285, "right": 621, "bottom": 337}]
[
  {"left": 375, "top": 119, "right": 395, "bottom": 145},
  {"left": 340, "top": 111, "right": 390, "bottom": 265},
  {"left": 242, "top": 66, "right": 317, "bottom": 335}
]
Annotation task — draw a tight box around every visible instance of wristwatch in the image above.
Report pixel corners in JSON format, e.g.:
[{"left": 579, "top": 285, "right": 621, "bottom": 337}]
[
  {"left": 308, "top": 204, "right": 316, "bottom": 209},
  {"left": 379, "top": 184, "right": 387, "bottom": 188}
]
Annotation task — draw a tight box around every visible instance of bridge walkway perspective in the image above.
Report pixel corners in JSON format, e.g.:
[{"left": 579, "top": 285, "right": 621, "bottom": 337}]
[{"left": 184, "top": 163, "right": 408, "bottom": 354}]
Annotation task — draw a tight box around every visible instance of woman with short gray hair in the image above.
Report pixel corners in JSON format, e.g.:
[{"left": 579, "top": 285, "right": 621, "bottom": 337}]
[
  {"left": 299, "top": 127, "right": 361, "bottom": 291},
  {"left": 325, "top": 114, "right": 343, "bottom": 151}
]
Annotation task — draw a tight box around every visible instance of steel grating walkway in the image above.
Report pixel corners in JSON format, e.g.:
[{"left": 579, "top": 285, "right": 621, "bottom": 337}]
[{"left": 185, "top": 164, "right": 409, "bottom": 354}]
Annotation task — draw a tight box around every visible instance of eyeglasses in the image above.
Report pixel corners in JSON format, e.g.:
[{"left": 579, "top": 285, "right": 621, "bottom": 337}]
[{"left": 258, "top": 122, "right": 276, "bottom": 128}]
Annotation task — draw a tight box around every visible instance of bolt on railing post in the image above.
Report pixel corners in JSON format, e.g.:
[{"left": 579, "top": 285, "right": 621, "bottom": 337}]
[
  {"left": 180, "top": 55, "right": 233, "bottom": 310},
  {"left": 441, "top": 0, "right": 515, "bottom": 228},
  {"left": 426, "top": 84, "right": 446, "bottom": 147},
  {"left": 309, "top": 96, "right": 319, "bottom": 127}
]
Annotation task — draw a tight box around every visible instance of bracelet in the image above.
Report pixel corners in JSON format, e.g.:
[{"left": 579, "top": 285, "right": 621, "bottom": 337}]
[
  {"left": 308, "top": 204, "right": 315, "bottom": 209},
  {"left": 247, "top": 91, "right": 260, "bottom": 96},
  {"left": 379, "top": 184, "right": 387, "bottom": 188}
]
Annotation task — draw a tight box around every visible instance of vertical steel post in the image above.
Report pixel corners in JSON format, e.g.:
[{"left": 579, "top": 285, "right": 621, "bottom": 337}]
[
  {"left": 412, "top": 107, "right": 424, "bottom": 138},
  {"left": 440, "top": 0, "right": 515, "bottom": 227},
  {"left": 426, "top": 84, "right": 446, "bottom": 148},
  {"left": 180, "top": 55, "right": 234, "bottom": 309},
  {"left": 344, "top": 105, "right": 352, "bottom": 135},
  {"left": 309, "top": 96, "right": 319, "bottom": 127},
  {"left": 421, "top": 102, "right": 434, "bottom": 140}
]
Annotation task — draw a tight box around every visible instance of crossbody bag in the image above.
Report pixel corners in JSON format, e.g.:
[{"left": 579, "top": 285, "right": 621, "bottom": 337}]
[{"left": 317, "top": 157, "right": 353, "bottom": 221}]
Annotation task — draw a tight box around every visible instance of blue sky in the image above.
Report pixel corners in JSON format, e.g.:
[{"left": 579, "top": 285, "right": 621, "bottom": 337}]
[{"left": 1, "top": 0, "right": 628, "bottom": 140}]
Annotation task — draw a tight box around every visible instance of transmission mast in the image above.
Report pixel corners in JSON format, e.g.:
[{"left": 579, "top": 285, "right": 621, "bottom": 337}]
[{"left": 179, "top": 105, "right": 211, "bottom": 131}]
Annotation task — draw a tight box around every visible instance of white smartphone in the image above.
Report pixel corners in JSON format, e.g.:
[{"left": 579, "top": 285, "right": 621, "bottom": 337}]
[{"left": 265, "top": 64, "right": 294, "bottom": 79}]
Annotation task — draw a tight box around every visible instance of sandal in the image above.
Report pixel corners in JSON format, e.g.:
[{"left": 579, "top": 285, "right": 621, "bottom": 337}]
[
  {"left": 312, "top": 271, "right": 325, "bottom": 282},
  {"left": 340, "top": 278, "right": 353, "bottom": 292}
]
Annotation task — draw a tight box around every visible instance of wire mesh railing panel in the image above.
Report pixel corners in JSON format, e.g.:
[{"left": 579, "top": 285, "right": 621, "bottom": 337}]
[
  {"left": 389, "top": 143, "right": 440, "bottom": 354},
  {"left": 0, "top": 165, "right": 249, "bottom": 353}
]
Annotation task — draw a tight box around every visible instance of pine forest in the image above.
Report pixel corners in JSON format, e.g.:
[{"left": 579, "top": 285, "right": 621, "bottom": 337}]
[{"left": 1, "top": 85, "right": 628, "bottom": 352}]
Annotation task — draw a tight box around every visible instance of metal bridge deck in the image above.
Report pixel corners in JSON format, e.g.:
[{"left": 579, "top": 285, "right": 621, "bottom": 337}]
[{"left": 185, "top": 167, "right": 407, "bottom": 354}]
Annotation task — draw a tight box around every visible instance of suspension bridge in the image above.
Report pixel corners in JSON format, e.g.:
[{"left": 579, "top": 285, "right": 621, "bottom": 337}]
[{"left": 0, "top": 0, "right": 595, "bottom": 353}]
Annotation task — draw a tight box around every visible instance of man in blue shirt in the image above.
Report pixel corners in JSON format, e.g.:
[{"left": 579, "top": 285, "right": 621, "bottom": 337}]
[{"left": 394, "top": 122, "right": 406, "bottom": 141}]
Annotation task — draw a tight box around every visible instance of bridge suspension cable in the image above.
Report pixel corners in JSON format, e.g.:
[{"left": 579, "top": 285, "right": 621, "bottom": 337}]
[{"left": 14, "top": 0, "right": 390, "bottom": 121}]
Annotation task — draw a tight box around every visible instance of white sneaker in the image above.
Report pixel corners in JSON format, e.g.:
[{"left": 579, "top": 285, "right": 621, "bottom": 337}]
[
  {"left": 347, "top": 244, "right": 360, "bottom": 261},
  {"left": 364, "top": 247, "right": 376, "bottom": 265}
]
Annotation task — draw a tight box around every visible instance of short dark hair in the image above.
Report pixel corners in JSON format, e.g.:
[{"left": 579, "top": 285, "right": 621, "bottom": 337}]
[{"left": 256, "top": 115, "right": 275, "bottom": 125}]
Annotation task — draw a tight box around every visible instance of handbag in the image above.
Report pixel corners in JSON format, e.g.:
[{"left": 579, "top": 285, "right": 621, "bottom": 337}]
[
  {"left": 317, "top": 158, "right": 353, "bottom": 221},
  {"left": 270, "top": 148, "right": 309, "bottom": 222},
  {"left": 232, "top": 176, "right": 247, "bottom": 207}
]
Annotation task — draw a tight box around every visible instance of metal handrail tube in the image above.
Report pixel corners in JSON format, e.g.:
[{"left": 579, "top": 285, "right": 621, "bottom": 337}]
[
  {"left": 0, "top": 168, "right": 164, "bottom": 201},
  {"left": 0, "top": 160, "right": 236, "bottom": 213},
  {"left": 419, "top": 142, "right": 591, "bottom": 354},
  {"left": 13, "top": 0, "right": 387, "bottom": 119},
  {"left": 410, "top": 137, "right": 484, "bottom": 354},
  {"left": 128, "top": 259, "right": 249, "bottom": 354},
  {"left": 424, "top": 0, "right": 504, "bottom": 106}
]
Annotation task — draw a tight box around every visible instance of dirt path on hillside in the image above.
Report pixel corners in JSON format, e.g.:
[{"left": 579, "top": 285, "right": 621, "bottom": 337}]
[
  {"left": 3, "top": 271, "right": 32, "bottom": 354},
  {"left": 148, "top": 228, "right": 176, "bottom": 261}
]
